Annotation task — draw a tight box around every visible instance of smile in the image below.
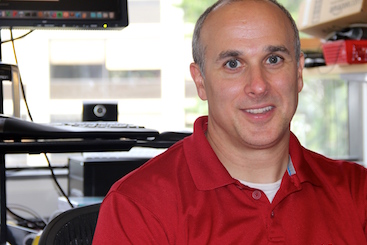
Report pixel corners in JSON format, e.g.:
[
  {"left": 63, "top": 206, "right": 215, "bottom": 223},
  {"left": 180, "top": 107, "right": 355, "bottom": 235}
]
[{"left": 245, "top": 106, "right": 274, "bottom": 114}]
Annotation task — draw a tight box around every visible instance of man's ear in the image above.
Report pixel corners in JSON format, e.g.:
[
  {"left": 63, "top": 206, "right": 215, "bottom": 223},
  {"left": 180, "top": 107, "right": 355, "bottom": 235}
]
[
  {"left": 297, "top": 52, "right": 305, "bottom": 93},
  {"left": 190, "top": 63, "right": 207, "bottom": 100}
]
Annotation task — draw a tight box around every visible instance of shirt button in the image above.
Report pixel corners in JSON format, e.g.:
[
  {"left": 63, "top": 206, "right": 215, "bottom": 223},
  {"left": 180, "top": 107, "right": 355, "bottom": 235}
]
[
  {"left": 271, "top": 211, "right": 275, "bottom": 218},
  {"left": 252, "top": 190, "right": 261, "bottom": 200}
]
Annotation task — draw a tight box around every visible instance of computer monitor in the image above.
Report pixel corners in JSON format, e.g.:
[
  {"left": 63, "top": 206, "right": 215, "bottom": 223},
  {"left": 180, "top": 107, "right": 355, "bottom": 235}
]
[{"left": 0, "top": 0, "right": 128, "bottom": 30}]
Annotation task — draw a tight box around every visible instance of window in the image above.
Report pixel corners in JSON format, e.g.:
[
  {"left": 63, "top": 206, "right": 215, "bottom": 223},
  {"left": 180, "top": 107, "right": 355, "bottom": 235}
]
[{"left": 292, "top": 77, "right": 350, "bottom": 159}]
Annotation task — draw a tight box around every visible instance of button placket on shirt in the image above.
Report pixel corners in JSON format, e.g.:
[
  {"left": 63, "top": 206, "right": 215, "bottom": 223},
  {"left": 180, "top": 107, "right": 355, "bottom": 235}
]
[
  {"left": 248, "top": 188, "right": 284, "bottom": 242},
  {"left": 235, "top": 183, "right": 266, "bottom": 202},
  {"left": 252, "top": 190, "right": 262, "bottom": 200},
  {"left": 267, "top": 206, "right": 285, "bottom": 242},
  {"left": 235, "top": 183, "right": 285, "bottom": 243}
]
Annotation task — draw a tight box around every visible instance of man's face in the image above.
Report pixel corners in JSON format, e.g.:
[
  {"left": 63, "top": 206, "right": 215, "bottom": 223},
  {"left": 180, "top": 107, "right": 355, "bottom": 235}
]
[{"left": 190, "top": 0, "right": 304, "bottom": 150}]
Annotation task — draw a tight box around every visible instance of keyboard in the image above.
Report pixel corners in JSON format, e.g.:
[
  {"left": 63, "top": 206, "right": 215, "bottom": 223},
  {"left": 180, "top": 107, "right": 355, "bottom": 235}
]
[{"left": 0, "top": 115, "right": 159, "bottom": 140}]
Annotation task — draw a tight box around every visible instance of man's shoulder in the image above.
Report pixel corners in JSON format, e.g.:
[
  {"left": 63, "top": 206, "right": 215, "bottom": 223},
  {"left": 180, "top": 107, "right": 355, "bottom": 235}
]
[
  {"left": 304, "top": 148, "right": 367, "bottom": 186},
  {"left": 109, "top": 140, "right": 190, "bottom": 195},
  {"left": 103, "top": 139, "right": 197, "bottom": 216},
  {"left": 308, "top": 148, "right": 364, "bottom": 169}
]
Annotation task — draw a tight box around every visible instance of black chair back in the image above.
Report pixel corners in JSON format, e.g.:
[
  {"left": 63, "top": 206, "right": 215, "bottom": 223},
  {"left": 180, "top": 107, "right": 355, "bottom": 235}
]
[{"left": 38, "top": 203, "right": 101, "bottom": 245}]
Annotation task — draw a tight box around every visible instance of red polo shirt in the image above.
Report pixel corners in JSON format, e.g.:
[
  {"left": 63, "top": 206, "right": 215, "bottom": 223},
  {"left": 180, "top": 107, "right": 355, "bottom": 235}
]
[{"left": 93, "top": 116, "right": 367, "bottom": 244}]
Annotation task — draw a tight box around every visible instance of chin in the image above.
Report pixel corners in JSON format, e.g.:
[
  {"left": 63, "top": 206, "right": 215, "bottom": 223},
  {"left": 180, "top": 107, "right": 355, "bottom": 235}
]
[{"left": 242, "top": 131, "right": 287, "bottom": 149}]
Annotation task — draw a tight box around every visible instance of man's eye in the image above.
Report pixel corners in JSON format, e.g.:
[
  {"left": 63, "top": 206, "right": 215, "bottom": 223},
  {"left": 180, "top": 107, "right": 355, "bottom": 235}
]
[
  {"left": 266, "top": 55, "right": 282, "bottom": 64},
  {"left": 225, "top": 59, "right": 241, "bottom": 69}
]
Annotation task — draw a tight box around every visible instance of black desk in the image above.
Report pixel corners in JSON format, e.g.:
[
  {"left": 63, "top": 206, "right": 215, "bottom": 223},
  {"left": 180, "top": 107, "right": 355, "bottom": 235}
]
[
  {"left": 0, "top": 138, "right": 137, "bottom": 245},
  {"left": 0, "top": 126, "right": 187, "bottom": 244}
]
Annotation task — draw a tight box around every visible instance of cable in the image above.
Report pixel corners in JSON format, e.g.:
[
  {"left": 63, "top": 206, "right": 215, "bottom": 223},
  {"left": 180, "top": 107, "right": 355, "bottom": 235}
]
[
  {"left": 6, "top": 207, "right": 46, "bottom": 230},
  {"left": 44, "top": 153, "right": 74, "bottom": 208},
  {"left": 0, "top": 30, "right": 34, "bottom": 44},
  {"left": 9, "top": 28, "right": 74, "bottom": 208},
  {"left": 7, "top": 203, "right": 47, "bottom": 225},
  {"left": 9, "top": 29, "right": 32, "bottom": 121}
]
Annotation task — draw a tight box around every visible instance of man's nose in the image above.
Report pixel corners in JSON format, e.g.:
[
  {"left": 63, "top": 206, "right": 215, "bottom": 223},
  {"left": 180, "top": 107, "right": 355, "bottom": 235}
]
[{"left": 244, "top": 66, "right": 268, "bottom": 97}]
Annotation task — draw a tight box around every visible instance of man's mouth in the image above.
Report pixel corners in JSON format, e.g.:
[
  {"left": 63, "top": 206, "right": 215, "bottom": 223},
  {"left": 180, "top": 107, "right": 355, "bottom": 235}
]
[{"left": 245, "top": 106, "right": 274, "bottom": 114}]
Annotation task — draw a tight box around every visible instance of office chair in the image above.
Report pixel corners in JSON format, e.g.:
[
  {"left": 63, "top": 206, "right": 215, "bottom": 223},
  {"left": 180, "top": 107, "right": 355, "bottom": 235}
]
[{"left": 38, "top": 203, "right": 101, "bottom": 245}]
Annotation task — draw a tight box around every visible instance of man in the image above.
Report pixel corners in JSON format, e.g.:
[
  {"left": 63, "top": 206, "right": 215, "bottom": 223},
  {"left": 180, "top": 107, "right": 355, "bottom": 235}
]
[{"left": 93, "top": 0, "right": 367, "bottom": 244}]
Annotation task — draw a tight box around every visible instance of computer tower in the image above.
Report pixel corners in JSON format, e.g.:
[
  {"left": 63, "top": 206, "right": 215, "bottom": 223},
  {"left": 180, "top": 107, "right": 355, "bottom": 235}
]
[{"left": 68, "top": 156, "right": 150, "bottom": 197}]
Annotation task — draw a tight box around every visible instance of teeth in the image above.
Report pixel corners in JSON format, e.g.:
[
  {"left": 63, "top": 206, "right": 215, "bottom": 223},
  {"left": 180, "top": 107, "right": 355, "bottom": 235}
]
[{"left": 246, "top": 106, "right": 273, "bottom": 114}]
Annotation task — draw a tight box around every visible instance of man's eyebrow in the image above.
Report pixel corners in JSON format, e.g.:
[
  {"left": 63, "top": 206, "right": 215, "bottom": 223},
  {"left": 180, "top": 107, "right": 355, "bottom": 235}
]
[
  {"left": 216, "top": 46, "right": 290, "bottom": 61},
  {"left": 265, "top": 45, "right": 290, "bottom": 55},
  {"left": 217, "top": 50, "right": 243, "bottom": 61}
]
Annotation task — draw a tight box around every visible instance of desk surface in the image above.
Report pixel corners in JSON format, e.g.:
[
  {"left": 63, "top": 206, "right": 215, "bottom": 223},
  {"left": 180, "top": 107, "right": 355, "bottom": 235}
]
[{"left": 0, "top": 139, "right": 136, "bottom": 154}]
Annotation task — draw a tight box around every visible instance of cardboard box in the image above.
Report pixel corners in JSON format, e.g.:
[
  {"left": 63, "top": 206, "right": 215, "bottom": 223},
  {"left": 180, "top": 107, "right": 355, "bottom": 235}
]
[
  {"left": 298, "top": 0, "right": 367, "bottom": 39},
  {"left": 300, "top": 38, "right": 323, "bottom": 51}
]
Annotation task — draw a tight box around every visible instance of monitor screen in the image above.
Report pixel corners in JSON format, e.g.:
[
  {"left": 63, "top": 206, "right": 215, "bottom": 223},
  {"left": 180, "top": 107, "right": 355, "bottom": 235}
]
[{"left": 0, "top": 0, "right": 128, "bottom": 29}]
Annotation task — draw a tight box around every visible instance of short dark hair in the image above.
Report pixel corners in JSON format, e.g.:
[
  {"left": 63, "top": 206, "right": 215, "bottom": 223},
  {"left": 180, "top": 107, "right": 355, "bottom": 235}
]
[{"left": 192, "top": 0, "right": 301, "bottom": 74}]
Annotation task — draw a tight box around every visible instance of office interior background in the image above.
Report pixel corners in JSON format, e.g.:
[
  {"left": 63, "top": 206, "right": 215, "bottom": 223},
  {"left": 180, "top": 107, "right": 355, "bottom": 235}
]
[{"left": 1, "top": 0, "right": 366, "bottom": 224}]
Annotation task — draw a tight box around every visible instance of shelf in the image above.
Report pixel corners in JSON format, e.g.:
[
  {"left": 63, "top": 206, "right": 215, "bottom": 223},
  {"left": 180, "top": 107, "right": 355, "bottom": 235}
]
[{"left": 303, "top": 63, "right": 367, "bottom": 77}]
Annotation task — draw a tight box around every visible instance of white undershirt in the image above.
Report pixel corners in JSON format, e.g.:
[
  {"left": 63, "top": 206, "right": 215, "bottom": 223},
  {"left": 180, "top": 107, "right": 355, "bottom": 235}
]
[{"left": 239, "top": 179, "right": 282, "bottom": 203}]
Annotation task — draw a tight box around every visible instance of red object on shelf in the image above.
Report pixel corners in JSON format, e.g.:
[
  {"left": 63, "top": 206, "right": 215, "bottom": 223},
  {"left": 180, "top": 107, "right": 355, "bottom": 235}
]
[{"left": 322, "top": 40, "right": 367, "bottom": 65}]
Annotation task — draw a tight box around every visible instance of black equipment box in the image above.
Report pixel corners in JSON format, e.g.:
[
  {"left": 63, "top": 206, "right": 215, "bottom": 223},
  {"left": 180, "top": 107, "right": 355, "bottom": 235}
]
[{"left": 68, "top": 156, "right": 150, "bottom": 197}]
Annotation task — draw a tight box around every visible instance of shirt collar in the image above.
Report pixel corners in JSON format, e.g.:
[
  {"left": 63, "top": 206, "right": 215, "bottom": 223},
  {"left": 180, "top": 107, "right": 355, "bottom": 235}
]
[
  {"left": 184, "top": 116, "right": 235, "bottom": 190},
  {"left": 287, "top": 155, "right": 296, "bottom": 176},
  {"left": 184, "top": 116, "right": 322, "bottom": 191},
  {"left": 289, "top": 132, "right": 323, "bottom": 187}
]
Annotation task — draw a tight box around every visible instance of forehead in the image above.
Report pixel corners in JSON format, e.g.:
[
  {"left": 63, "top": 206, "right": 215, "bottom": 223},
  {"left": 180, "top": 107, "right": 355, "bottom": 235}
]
[{"left": 201, "top": 1, "right": 294, "bottom": 55}]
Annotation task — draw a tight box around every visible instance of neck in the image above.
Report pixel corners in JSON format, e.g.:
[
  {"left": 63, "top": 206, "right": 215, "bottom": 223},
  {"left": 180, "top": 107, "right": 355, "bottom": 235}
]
[{"left": 206, "top": 129, "right": 290, "bottom": 184}]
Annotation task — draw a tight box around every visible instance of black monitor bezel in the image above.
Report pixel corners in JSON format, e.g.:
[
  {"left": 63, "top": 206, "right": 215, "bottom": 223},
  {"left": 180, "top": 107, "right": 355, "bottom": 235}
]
[{"left": 0, "top": 0, "right": 128, "bottom": 30}]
